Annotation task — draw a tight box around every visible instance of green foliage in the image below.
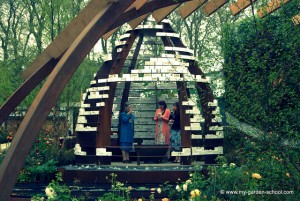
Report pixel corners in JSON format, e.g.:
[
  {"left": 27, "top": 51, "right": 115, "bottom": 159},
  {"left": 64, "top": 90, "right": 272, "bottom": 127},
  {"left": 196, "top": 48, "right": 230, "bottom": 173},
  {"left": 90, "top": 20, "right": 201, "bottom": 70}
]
[
  {"left": 222, "top": 13, "right": 300, "bottom": 137},
  {"left": 0, "top": 60, "right": 24, "bottom": 105},
  {"left": 0, "top": 131, "right": 75, "bottom": 182},
  {"left": 160, "top": 165, "right": 207, "bottom": 201},
  {"left": 31, "top": 172, "right": 84, "bottom": 201},
  {"left": 97, "top": 173, "right": 132, "bottom": 201},
  {"left": 222, "top": 126, "right": 300, "bottom": 200},
  {"left": 221, "top": 9, "right": 300, "bottom": 200},
  {"left": 0, "top": 130, "right": 9, "bottom": 143}
]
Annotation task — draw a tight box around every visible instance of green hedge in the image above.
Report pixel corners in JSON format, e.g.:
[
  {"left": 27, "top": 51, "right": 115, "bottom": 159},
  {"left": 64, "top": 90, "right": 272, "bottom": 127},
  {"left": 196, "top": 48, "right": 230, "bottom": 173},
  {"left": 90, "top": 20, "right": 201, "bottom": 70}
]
[{"left": 221, "top": 12, "right": 300, "bottom": 138}]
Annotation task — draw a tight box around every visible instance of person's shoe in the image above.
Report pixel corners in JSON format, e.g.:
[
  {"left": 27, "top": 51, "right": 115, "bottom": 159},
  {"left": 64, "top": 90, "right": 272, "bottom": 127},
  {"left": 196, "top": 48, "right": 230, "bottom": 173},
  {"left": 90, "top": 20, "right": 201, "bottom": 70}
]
[{"left": 127, "top": 160, "right": 132, "bottom": 163}]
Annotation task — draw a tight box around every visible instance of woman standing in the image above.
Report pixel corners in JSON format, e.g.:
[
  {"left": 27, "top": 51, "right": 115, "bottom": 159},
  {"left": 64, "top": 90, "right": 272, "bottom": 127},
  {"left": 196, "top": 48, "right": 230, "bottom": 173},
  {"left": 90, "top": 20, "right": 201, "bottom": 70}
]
[
  {"left": 169, "top": 102, "right": 181, "bottom": 163},
  {"left": 154, "top": 100, "right": 171, "bottom": 145},
  {"left": 120, "top": 102, "right": 134, "bottom": 163}
]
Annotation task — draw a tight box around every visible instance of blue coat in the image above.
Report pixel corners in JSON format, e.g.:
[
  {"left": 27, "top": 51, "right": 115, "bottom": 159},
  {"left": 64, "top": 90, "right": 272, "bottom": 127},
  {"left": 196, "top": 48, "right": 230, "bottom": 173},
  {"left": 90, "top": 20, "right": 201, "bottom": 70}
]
[{"left": 120, "top": 112, "right": 134, "bottom": 143}]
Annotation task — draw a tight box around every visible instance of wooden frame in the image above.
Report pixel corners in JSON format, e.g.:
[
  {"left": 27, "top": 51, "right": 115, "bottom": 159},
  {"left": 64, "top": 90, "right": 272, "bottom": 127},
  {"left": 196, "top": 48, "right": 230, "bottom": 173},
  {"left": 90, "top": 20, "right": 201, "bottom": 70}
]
[
  {"left": 178, "top": 0, "right": 207, "bottom": 19},
  {"left": 229, "top": 0, "right": 257, "bottom": 16},
  {"left": 201, "top": 0, "right": 229, "bottom": 17},
  {"left": 257, "top": 0, "right": 291, "bottom": 18},
  {"left": 292, "top": 14, "right": 300, "bottom": 25}
]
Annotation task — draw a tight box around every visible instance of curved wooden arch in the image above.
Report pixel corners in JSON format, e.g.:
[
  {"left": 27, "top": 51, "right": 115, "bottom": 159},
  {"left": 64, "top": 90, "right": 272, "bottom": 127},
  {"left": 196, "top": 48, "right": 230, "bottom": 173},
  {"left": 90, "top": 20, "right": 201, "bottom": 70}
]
[{"left": 0, "top": 1, "right": 136, "bottom": 200}]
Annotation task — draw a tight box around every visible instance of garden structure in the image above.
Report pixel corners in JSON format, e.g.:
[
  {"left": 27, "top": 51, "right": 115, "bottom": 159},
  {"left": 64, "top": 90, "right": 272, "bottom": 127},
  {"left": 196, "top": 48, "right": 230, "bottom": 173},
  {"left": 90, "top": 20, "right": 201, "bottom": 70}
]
[
  {"left": 0, "top": 0, "right": 297, "bottom": 200},
  {"left": 58, "top": 18, "right": 223, "bottom": 189}
]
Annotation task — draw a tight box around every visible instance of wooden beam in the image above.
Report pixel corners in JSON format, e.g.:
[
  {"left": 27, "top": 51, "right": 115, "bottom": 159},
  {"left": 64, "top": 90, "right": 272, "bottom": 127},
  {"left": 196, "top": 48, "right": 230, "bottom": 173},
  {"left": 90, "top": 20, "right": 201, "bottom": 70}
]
[
  {"left": 128, "top": 13, "right": 150, "bottom": 28},
  {"left": 257, "top": 0, "right": 291, "bottom": 18},
  {"left": 177, "top": 0, "right": 207, "bottom": 19},
  {"left": 0, "top": 1, "right": 135, "bottom": 200},
  {"left": 229, "top": 0, "right": 257, "bottom": 16},
  {"left": 126, "top": 0, "right": 148, "bottom": 11},
  {"left": 0, "top": 59, "right": 58, "bottom": 125},
  {"left": 103, "top": 1, "right": 148, "bottom": 39},
  {"left": 21, "top": 0, "right": 118, "bottom": 80},
  {"left": 292, "top": 14, "right": 300, "bottom": 25},
  {"left": 201, "top": 0, "right": 229, "bottom": 17},
  {"left": 102, "top": 27, "right": 120, "bottom": 40},
  {"left": 152, "top": 3, "right": 181, "bottom": 23},
  {"left": 107, "top": 0, "right": 192, "bottom": 32}
]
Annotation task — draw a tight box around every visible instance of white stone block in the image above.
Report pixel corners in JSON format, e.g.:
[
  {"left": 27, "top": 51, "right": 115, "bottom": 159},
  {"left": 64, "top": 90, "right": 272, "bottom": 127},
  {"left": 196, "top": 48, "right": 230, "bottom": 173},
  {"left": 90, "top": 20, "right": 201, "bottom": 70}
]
[
  {"left": 171, "top": 148, "right": 191, "bottom": 156},
  {"left": 98, "top": 78, "right": 107, "bottom": 83},
  {"left": 96, "top": 102, "right": 105, "bottom": 107},
  {"left": 96, "top": 148, "right": 112, "bottom": 156}
]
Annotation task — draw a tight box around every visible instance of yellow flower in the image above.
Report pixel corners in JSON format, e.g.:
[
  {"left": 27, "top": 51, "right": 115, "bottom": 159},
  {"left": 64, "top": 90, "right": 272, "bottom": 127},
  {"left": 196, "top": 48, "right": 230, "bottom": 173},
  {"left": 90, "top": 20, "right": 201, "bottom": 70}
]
[
  {"left": 157, "top": 188, "right": 162, "bottom": 194},
  {"left": 45, "top": 187, "right": 56, "bottom": 199},
  {"left": 190, "top": 189, "right": 201, "bottom": 198},
  {"left": 190, "top": 190, "right": 196, "bottom": 198},
  {"left": 162, "top": 198, "right": 169, "bottom": 201},
  {"left": 195, "top": 189, "right": 201, "bottom": 196},
  {"left": 138, "top": 198, "right": 143, "bottom": 201},
  {"left": 286, "top": 173, "right": 290, "bottom": 177},
  {"left": 252, "top": 173, "right": 262, "bottom": 179}
]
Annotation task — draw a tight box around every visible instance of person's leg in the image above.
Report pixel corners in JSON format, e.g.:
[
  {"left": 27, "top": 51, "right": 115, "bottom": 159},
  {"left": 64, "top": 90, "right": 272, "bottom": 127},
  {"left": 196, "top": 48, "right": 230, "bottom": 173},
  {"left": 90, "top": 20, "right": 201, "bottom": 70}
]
[
  {"left": 121, "top": 150, "right": 127, "bottom": 162},
  {"left": 126, "top": 151, "right": 132, "bottom": 162},
  {"left": 175, "top": 130, "right": 181, "bottom": 162}
]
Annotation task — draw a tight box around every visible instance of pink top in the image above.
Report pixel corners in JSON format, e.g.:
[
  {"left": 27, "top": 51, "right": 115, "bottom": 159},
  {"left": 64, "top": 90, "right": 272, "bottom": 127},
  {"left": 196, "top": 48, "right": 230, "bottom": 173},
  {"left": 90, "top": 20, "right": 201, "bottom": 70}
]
[{"left": 154, "top": 108, "right": 171, "bottom": 145}]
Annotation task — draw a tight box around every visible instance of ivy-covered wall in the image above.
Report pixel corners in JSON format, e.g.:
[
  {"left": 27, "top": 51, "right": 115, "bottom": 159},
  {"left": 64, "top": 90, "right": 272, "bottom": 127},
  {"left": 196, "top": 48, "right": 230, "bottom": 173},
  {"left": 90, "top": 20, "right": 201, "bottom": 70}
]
[{"left": 221, "top": 11, "right": 300, "bottom": 138}]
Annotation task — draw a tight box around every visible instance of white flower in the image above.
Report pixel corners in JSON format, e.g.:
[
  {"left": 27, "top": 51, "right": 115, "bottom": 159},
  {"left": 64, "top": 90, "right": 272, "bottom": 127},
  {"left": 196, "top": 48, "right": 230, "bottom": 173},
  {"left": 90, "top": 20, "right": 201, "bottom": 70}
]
[
  {"left": 157, "top": 187, "right": 162, "bottom": 194},
  {"left": 176, "top": 185, "right": 181, "bottom": 192},
  {"left": 222, "top": 164, "right": 227, "bottom": 168},
  {"left": 45, "top": 187, "right": 56, "bottom": 199},
  {"left": 183, "top": 184, "right": 188, "bottom": 191},
  {"left": 229, "top": 163, "right": 236, "bottom": 168},
  {"left": 189, "top": 173, "right": 193, "bottom": 177}
]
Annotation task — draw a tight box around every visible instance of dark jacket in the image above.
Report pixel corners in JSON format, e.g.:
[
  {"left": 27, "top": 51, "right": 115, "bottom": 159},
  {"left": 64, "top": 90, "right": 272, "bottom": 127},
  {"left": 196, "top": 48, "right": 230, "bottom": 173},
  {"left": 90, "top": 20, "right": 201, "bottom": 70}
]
[{"left": 169, "top": 111, "right": 180, "bottom": 130}]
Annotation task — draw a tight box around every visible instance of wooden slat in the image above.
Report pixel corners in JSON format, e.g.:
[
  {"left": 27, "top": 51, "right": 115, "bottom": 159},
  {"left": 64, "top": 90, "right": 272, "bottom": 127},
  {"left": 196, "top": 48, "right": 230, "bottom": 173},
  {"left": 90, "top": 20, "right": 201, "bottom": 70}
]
[
  {"left": 22, "top": 0, "right": 117, "bottom": 80},
  {"left": 152, "top": 3, "right": 181, "bottom": 23},
  {"left": 257, "top": 0, "right": 291, "bottom": 18},
  {"left": 128, "top": 13, "right": 150, "bottom": 29},
  {"left": 201, "top": 0, "right": 229, "bottom": 17},
  {"left": 177, "top": 0, "right": 207, "bottom": 19},
  {"left": 229, "top": 0, "right": 257, "bottom": 16},
  {"left": 292, "top": 14, "right": 300, "bottom": 25},
  {"left": 125, "top": 0, "right": 148, "bottom": 11},
  {"left": 102, "top": 27, "right": 120, "bottom": 40}
]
